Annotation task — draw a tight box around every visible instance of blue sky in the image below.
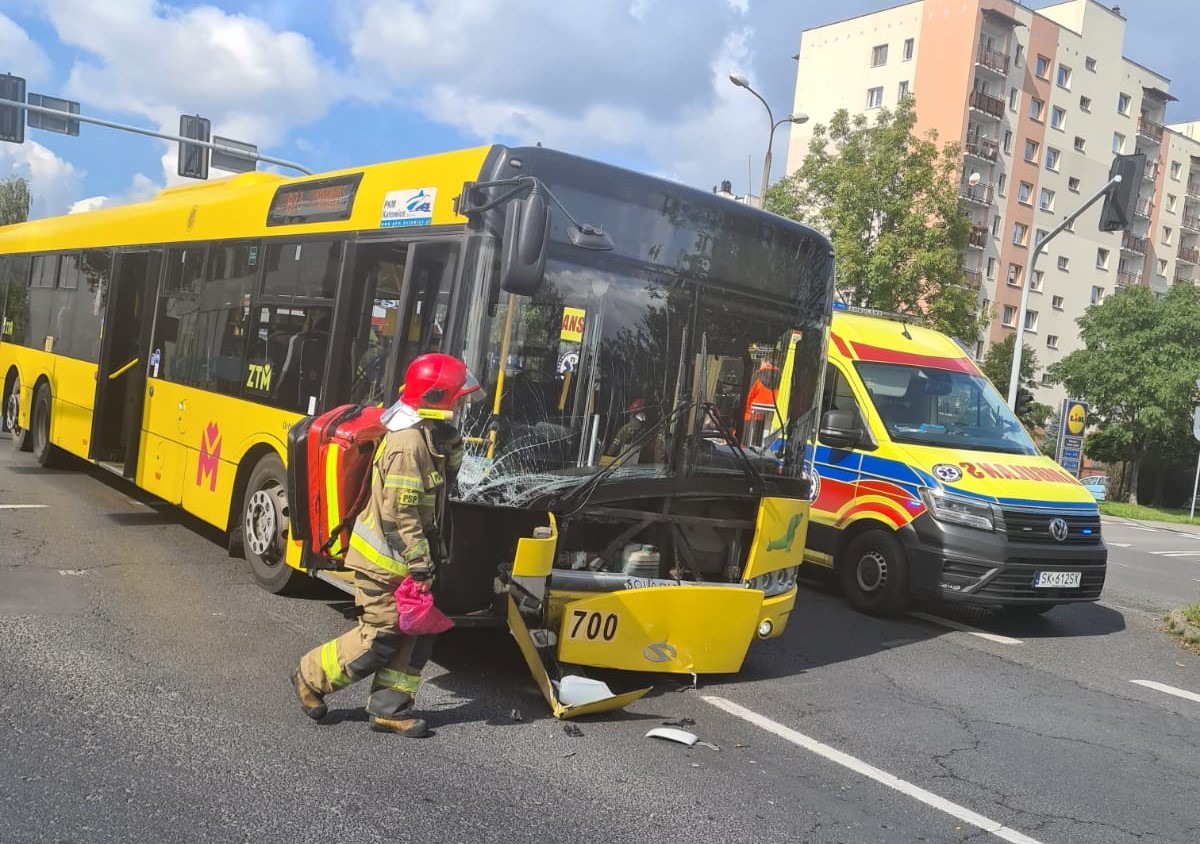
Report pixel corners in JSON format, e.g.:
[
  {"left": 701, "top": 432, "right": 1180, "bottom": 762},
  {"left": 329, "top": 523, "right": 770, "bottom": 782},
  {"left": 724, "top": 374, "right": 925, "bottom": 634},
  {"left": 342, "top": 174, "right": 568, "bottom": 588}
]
[{"left": 1, "top": 0, "right": 1195, "bottom": 219}]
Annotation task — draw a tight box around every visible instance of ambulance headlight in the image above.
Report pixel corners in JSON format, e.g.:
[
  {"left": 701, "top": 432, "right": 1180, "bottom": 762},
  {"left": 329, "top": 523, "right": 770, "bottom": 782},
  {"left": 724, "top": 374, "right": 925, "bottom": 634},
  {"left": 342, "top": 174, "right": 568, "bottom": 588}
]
[{"left": 919, "top": 487, "right": 997, "bottom": 531}]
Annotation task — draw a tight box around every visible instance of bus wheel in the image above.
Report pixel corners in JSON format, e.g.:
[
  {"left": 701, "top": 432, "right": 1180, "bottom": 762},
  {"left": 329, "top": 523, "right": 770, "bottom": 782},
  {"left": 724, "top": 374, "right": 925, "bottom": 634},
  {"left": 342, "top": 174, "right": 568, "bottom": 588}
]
[
  {"left": 838, "top": 530, "right": 910, "bottom": 617},
  {"left": 242, "top": 453, "right": 299, "bottom": 594},
  {"left": 5, "top": 373, "right": 31, "bottom": 451},
  {"left": 31, "top": 383, "right": 62, "bottom": 467}
]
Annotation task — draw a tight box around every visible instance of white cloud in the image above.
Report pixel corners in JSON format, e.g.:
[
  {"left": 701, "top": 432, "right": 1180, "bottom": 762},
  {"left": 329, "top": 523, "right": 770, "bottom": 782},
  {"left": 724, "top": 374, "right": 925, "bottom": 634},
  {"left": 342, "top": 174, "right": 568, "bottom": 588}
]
[
  {"left": 0, "top": 12, "right": 52, "bottom": 83},
  {"left": 68, "top": 196, "right": 108, "bottom": 214},
  {"left": 0, "top": 140, "right": 82, "bottom": 218}
]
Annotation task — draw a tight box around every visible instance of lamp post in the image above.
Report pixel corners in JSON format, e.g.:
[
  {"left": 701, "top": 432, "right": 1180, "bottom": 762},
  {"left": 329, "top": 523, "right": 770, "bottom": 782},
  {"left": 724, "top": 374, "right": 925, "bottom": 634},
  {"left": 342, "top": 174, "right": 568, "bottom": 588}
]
[{"left": 729, "top": 73, "right": 808, "bottom": 207}]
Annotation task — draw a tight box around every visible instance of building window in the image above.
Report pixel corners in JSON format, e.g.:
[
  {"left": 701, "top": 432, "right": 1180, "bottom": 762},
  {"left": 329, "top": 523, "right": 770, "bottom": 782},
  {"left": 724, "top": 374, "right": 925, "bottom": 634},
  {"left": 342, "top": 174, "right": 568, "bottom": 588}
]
[
  {"left": 1012, "top": 222, "right": 1029, "bottom": 246},
  {"left": 1168, "top": 194, "right": 1178, "bottom": 212},
  {"left": 1080, "top": 95, "right": 1092, "bottom": 112},
  {"left": 867, "top": 86, "right": 884, "bottom": 108},
  {"left": 1045, "top": 147, "right": 1060, "bottom": 171},
  {"left": 1074, "top": 136, "right": 1086, "bottom": 152},
  {"left": 991, "top": 215, "right": 1002, "bottom": 236},
  {"left": 1057, "top": 255, "right": 1070, "bottom": 271},
  {"left": 1024, "top": 309, "right": 1039, "bottom": 331},
  {"left": 1052, "top": 295, "right": 1065, "bottom": 309},
  {"left": 1029, "top": 97, "right": 1045, "bottom": 121},
  {"left": 1051, "top": 106, "right": 1066, "bottom": 129},
  {"left": 1030, "top": 268, "right": 1045, "bottom": 290},
  {"left": 1090, "top": 285, "right": 1104, "bottom": 304},
  {"left": 1003, "top": 130, "right": 1013, "bottom": 153},
  {"left": 871, "top": 44, "right": 888, "bottom": 67},
  {"left": 1034, "top": 228, "right": 1048, "bottom": 247},
  {"left": 1158, "top": 258, "right": 1168, "bottom": 275},
  {"left": 1039, "top": 188, "right": 1055, "bottom": 211},
  {"left": 1035, "top": 55, "right": 1050, "bottom": 78},
  {"left": 1085, "top": 56, "right": 1097, "bottom": 71},
  {"left": 1002, "top": 305, "right": 1017, "bottom": 326},
  {"left": 1009, "top": 87, "right": 1019, "bottom": 110},
  {"left": 1047, "top": 334, "right": 1059, "bottom": 349},
  {"left": 997, "top": 173, "right": 1007, "bottom": 196},
  {"left": 1097, "top": 248, "right": 1110, "bottom": 268},
  {"left": 1171, "top": 161, "right": 1183, "bottom": 180},
  {"left": 1068, "top": 176, "right": 1081, "bottom": 192},
  {"left": 1041, "top": 372, "right": 1054, "bottom": 385},
  {"left": 1064, "top": 217, "right": 1075, "bottom": 232},
  {"left": 1018, "top": 181, "right": 1034, "bottom": 204},
  {"left": 903, "top": 37, "right": 914, "bottom": 61},
  {"left": 1162, "top": 226, "right": 1173, "bottom": 244},
  {"left": 1056, "top": 64, "right": 1072, "bottom": 89},
  {"left": 986, "top": 256, "right": 997, "bottom": 278},
  {"left": 1118, "top": 92, "right": 1131, "bottom": 115},
  {"left": 1112, "top": 132, "right": 1125, "bottom": 154},
  {"left": 1023, "top": 139, "right": 1040, "bottom": 162},
  {"left": 898, "top": 80, "right": 910, "bottom": 101},
  {"left": 1015, "top": 44, "right": 1024, "bottom": 66},
  {"left": 1007, "top": 263, "right": 1023, "bottom": 286}
]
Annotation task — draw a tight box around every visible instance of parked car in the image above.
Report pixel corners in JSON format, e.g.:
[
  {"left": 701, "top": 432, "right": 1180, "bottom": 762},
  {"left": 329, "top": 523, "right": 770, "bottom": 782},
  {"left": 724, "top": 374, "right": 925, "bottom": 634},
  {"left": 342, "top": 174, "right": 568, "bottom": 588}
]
[{"left": 1080, "top": 475, "right": 1107, "bottom": 501}]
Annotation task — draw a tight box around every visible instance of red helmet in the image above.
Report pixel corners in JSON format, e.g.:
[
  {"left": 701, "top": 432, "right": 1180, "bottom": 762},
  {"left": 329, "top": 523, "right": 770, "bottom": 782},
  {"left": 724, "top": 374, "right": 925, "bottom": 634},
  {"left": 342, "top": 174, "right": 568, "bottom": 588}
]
[
  {"left": 400, "top": 353, "right": 482, "bottom": 412},
  {"left": 628, "top": 398, "right": 645, "bottom": 413}
]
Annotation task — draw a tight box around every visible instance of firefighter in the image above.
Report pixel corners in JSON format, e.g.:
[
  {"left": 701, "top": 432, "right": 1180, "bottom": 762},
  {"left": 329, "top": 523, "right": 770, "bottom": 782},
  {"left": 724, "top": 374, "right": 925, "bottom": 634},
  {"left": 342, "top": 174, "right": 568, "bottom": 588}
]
[{"left": 293, "top": 353, "right": 482, "bottom": 737}]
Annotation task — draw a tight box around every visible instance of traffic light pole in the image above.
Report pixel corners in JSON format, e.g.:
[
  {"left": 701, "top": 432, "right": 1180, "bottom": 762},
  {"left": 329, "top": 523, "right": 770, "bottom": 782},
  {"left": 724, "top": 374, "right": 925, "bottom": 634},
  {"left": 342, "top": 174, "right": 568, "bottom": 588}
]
[
  {"left": 0, "top": 97, "right": 311, "bottom": 175},
  {"left": 1006, "top": 173, "right": 1121, "bottom": 410}
]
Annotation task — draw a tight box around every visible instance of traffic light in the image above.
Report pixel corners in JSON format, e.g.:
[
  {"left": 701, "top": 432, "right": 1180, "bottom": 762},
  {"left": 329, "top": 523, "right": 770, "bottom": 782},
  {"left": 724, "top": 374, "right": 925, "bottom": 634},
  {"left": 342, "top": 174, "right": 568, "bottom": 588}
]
[
  {"left": 0, "top": 73, "right": 26, "bottom": 144},
  {"left": 1015, "top": 387, "right": 1034, "bottom": 420},
  {"left": 1098, "top": 152, "right": 1146, "bottom": 233}
]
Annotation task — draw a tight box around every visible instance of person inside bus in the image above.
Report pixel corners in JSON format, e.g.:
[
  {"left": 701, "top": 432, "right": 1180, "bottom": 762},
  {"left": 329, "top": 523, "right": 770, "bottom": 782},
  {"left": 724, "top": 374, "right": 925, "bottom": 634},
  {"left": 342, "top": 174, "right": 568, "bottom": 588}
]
[{"left": 293, "top": 353, "right": 483, "bottom": 737}]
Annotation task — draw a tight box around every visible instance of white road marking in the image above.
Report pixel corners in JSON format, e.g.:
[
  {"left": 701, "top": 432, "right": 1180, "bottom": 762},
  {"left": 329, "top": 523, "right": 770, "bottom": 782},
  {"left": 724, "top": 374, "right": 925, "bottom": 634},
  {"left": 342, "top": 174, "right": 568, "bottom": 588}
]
[
  {"left": 702, "top": 696, "right": 1045, "bottom": 844},
  {"left": 1127, "top": 525, "right": 1162, "bottom": 532},
  {"left": 1130, "top": 680, "right": 1200, "bottom": 705},
  {"left": 0, "top": 504, "right": 47, "bottom": 509},
  {"left": 909, "top": 612, "right": 1024, "bottom": 645},
  {"left": 1150, "top": 551, "right": 1200, "bottom": 557},
  {"left": 1115, "top": 563, "right": 1130, "bottom": 568},
  {"left": 1107, "top": 542, "right": 1132, "bottom": 547}
]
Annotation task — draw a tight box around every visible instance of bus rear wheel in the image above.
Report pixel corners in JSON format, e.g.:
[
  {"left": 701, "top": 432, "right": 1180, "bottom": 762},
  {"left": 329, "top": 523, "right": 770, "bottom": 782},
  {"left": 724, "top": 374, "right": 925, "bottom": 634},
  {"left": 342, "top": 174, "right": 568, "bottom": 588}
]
[
  {"left": 5, "top": 373, "right": 31, "bottom": 452},
  {"left": 242, "top": 452, "right": 300, "bottom": 594},
  {"left": 31, "top": 383, "right": 62, "bottom": 467},
  {"left": 839, "top": 530, "right": 910, "bottom": 617}
]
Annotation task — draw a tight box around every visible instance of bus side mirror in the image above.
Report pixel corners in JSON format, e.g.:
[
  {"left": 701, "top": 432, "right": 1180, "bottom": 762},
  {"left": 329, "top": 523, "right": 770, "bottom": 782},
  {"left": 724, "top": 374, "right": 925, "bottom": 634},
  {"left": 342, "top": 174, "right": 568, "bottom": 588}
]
[
  {"left": 499, "top": 191, "right": 549, "bottom": 297},
  {"left": 818, "top": 408, "right": 862, "bottom": 449}
]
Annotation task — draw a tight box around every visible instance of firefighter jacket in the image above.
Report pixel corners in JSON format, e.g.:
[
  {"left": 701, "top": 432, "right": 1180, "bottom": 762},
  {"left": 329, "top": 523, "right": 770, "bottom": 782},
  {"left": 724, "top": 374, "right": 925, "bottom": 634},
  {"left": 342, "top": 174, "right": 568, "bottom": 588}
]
[{"left": 345, "top": 420, "right": 463, "bottom": 581}]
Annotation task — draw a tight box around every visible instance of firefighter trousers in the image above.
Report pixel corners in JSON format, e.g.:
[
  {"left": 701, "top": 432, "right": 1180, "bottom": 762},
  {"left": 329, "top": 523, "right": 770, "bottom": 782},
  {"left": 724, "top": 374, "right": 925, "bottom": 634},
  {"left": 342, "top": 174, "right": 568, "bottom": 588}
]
[{"left": 298, "top": 569, "right": 434, "bottom": 717}]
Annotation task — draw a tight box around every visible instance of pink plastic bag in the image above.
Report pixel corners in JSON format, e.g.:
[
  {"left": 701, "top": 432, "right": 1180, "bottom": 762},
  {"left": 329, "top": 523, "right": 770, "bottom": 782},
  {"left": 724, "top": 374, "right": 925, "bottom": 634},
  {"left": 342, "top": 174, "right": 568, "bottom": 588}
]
[{"left": 394, "top": 577, "right": 454, "bottom": 635}]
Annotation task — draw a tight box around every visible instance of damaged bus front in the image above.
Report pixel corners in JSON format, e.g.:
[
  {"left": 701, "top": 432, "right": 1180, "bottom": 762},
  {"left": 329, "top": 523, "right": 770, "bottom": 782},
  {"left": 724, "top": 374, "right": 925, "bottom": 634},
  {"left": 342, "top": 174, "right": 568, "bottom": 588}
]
[{"left": 434, "top": 146, "right": 836, "bottom": 713}]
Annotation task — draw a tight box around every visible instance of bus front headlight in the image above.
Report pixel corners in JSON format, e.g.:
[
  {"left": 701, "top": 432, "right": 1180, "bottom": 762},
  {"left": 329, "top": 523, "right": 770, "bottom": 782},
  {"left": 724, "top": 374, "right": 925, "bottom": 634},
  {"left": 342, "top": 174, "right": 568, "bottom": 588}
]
[
  {"left": 919, "top": 487, "right": 997, "bottom": 531},
  {"left": 748, "top": 565, "right": 799, "bottom": 596}
]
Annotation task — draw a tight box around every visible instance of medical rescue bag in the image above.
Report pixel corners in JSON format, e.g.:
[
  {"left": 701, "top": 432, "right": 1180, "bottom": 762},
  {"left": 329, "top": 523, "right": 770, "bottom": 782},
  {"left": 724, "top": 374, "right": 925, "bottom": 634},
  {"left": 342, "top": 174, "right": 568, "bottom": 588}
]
[{"left": 286, "top": 404, "right": 387, "bottom": 569}]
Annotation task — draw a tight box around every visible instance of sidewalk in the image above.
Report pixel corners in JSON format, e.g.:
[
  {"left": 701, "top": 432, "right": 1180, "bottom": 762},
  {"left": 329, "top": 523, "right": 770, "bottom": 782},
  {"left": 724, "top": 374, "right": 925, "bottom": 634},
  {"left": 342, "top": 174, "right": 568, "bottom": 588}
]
[{"left": 1101, "top": 514, "right": 1200, "bottom": 537}]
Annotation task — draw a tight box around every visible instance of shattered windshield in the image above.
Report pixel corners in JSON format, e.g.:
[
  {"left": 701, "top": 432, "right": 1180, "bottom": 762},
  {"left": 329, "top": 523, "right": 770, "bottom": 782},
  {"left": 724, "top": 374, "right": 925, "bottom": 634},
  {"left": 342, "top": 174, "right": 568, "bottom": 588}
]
[
  {"left": 856, "top": 362, "right": 1039, "bottom": 456},
  {"left": 456, "top": 253, "right": 803, "bottom": 505}
]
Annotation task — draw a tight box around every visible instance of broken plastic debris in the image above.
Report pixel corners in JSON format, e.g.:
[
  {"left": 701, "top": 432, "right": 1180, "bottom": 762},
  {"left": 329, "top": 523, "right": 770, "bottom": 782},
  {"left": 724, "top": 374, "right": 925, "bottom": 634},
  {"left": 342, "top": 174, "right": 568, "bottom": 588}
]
[
  {"left": 553, "top": 675, "right": 615, "bottom": 707},
  {"left": 563, "top": 724, "right": 583, "bottom": 737},
  {"left": 662, "top": 717, "right": 696, "bottom": 728},
  {"left": 510, "top": 709, "right": 523, "bottom": 722},
  {"left": 645, "top": 727, "right": 698, "bottom": 746}
]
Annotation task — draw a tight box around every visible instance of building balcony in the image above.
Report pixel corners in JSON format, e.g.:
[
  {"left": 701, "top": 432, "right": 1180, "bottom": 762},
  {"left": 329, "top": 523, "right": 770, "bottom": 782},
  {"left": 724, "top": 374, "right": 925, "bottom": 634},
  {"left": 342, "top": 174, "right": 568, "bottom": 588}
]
[
  {"left": 1179, "top": 245, "right": 1200, "bottom": 264},
  {"left": 1135, "top": 197, "right": 1154, "bottom": 219},
  {"left": 1183, "top": 214, "right": 1200, "bottom": 233},
  {"left": 968, "top": 90, "right": 1005, "bottom": 120},
  {"left": 1176, "top": 267, "right": 1195, "bottom": 284},
  {"left": 967, "top": 225, "right": 988, "bottom": 248},
  {"left": 962, "top": 267, "right": 983, "bottom": 286},
  {"left": 964, "top": 134, "right": 999, "bottom": 162},
  {"left": 1116, "top": 270, "right": 1142, "bottom": 288},
  {"left": 975, "top": 44, "right": 1010, "bottom": 75},
  {"left": 1142, "top": 160, "right": 1160, "bottom": 182},
  {"left": 1188, "top": 180, "right": 1200, "bottom": 200},
  {"left": 1121, "top": 232, "right": 1148, "bottom": 254},
  {"left": 1137, "top": 114, "right": 1165, "bottom": 143},
  {"left": 959, "top": 181, "right": 994, "bottom": 205}
]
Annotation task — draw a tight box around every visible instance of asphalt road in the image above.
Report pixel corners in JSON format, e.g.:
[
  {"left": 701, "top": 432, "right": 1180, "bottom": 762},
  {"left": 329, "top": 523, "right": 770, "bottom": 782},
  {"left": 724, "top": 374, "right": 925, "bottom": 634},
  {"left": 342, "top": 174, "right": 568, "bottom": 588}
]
[{"left": 3, "top": 441, "right": 1200, "bottom": 844}]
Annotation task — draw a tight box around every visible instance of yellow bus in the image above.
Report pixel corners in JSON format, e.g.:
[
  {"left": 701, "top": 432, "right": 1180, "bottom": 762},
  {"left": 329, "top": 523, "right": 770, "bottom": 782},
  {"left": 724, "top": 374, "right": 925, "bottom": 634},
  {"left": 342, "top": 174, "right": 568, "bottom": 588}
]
[{"left": 1, "top": 144, "right": 835, "bottom": 715}]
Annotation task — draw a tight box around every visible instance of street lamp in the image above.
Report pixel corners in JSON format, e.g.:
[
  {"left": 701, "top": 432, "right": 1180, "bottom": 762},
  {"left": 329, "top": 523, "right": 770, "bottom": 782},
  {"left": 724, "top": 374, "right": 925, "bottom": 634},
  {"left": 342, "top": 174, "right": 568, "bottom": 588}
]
[{"left": 729, "top": 73, "right": 808, "bottom": 207}]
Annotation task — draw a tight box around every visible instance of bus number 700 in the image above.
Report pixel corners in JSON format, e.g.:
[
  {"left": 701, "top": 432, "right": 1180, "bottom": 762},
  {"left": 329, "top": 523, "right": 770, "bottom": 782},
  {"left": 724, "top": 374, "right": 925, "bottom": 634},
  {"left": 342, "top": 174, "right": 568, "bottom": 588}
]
[{"left": 569, "top": 610, "right": 618, "bottom": 641}]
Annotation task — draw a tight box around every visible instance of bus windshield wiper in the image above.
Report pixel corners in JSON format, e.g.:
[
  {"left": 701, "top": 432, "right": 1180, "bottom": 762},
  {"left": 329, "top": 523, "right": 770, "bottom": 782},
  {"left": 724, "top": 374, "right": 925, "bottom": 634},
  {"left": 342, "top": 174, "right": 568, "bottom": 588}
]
[{"left": 691, "top": 402, "right": 766, "bottom": 495}]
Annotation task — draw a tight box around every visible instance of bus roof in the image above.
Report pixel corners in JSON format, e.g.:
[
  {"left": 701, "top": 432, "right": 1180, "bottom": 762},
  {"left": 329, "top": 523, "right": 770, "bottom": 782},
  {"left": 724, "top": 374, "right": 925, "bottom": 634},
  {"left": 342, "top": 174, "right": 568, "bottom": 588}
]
[
  {"left": 0, "top": 145, "right": 495, "bottom": 255},
  {"left": 830, "top": 309, "right": 980, "bottom": 373}
]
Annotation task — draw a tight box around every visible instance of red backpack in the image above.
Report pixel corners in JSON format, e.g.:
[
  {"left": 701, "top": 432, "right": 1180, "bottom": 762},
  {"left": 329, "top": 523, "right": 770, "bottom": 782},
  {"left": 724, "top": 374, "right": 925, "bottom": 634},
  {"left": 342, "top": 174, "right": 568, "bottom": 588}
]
[{"left": 287, "top": 404, "right": 387, "bottom": 567}]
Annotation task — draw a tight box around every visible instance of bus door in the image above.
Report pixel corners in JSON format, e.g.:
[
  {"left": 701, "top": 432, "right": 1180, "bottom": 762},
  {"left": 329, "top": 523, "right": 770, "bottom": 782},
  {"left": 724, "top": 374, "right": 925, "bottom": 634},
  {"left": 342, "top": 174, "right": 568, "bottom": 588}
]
[{"left": 90, "top": 248, "right": 161, "bottom": 476}]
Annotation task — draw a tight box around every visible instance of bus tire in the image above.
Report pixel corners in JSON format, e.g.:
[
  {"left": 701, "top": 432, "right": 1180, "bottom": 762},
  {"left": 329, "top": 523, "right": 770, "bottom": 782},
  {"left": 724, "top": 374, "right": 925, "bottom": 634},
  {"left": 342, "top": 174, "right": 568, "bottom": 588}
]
[
  {"left": 4, "top": 372, "right": 31, "bottom": 451},
  {"left": 242, "top": 452, "right": 300, "bottom": 594},
  {"left": 31, "top": 383, "right": 62, "bottom": 467},
  {"left": 838, "top": 530, "right": 910, "bottom": 617}
]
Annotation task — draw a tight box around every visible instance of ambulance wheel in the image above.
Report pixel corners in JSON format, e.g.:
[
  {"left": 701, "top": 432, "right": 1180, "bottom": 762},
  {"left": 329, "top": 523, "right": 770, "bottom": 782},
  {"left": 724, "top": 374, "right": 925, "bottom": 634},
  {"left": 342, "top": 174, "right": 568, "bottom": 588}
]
[
  {"left": 243, "top": 453, "right": 300, "bottom": 594},
  {"left": 31, "top": 383, "right": 62, "bottom": 467},
  {"left": 839, "top": 530, "right": 910, "bottom": 616},
  {"left": 4, "top": 372, "right": 31, "bottom": 451}
]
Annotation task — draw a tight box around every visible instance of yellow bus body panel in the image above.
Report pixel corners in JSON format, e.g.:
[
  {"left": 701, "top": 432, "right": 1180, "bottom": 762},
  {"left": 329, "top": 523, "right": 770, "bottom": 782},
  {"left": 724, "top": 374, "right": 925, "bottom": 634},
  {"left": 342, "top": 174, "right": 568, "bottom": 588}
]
[{"left": 741, "top": 495, "right": 809, "bottom": 580}]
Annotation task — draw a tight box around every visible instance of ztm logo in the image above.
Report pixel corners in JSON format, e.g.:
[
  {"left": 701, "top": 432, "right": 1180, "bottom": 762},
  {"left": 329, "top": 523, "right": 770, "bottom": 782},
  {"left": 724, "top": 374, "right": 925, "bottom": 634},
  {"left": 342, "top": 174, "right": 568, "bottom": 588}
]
[{"left": 197, "top": 421, "right": 221, "bottom": 491}]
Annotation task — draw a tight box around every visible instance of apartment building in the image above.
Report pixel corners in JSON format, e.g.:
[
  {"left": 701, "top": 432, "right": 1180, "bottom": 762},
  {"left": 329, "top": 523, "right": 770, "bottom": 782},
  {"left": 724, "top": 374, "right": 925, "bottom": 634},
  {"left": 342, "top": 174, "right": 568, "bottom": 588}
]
[{"left": 786, "top": 0, "right": 1200, "bottom": 408}]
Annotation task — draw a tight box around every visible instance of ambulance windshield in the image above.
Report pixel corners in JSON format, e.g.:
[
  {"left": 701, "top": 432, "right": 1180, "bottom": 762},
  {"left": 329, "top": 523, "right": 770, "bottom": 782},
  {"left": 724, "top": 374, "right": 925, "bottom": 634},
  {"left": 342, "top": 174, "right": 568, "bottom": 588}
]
[{"left": 856, "top": 362, "right": 1039, "bottom": 455}]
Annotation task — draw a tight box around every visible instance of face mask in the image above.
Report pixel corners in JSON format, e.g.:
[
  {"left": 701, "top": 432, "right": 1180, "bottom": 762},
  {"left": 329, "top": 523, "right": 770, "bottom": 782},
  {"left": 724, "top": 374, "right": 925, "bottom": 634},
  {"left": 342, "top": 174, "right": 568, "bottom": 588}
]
[{"left": 635, "top": 413, "right": 646, "bottom": 423}]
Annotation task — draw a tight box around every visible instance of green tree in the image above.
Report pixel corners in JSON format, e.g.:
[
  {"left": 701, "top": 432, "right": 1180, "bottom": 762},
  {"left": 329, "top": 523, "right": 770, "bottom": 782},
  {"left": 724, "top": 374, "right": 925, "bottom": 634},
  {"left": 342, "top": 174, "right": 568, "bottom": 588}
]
[
  {"left": 980, "top": 334, "right": 1052, "bottom": 429},
  {"left": 0, "top": 175, "right": 32, "bottom": 225},
  {"left": 768, "top": 97, "right": 981, "bottom": 340},
  {"left": 1049, "top": 284, "right": 1200, "bottom": 505}
]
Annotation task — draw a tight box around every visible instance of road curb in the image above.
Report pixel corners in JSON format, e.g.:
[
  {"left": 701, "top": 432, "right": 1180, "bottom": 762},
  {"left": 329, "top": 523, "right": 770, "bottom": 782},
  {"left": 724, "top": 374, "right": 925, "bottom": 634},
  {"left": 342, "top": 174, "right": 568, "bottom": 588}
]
[{"left": 1165, "top": 608, "right": 1200, "bottom": 653}]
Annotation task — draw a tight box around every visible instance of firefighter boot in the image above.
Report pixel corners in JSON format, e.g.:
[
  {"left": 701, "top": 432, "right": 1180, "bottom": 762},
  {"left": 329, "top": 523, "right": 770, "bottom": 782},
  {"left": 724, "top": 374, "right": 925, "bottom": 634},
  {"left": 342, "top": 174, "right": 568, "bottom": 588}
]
[
  {"left": 293, "top": 672, "right": 327, "bottom": 721},
  {"left": 368, "top": 714, "right": 429, "bottom": 738}
]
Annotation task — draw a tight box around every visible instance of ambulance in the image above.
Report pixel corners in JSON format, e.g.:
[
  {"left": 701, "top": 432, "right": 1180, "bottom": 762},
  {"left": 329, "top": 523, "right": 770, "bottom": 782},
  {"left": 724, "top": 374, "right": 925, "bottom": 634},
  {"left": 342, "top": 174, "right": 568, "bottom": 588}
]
[{"left": 802, "top": 304, "right": 1106, "bottom": 616}]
